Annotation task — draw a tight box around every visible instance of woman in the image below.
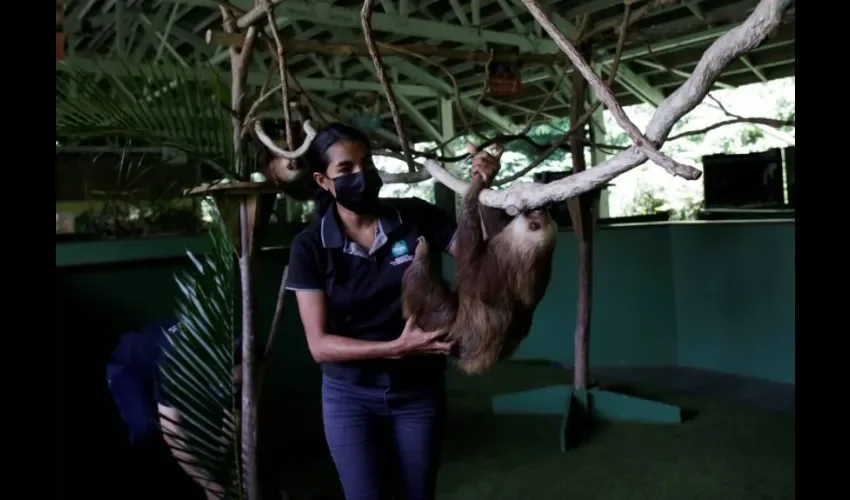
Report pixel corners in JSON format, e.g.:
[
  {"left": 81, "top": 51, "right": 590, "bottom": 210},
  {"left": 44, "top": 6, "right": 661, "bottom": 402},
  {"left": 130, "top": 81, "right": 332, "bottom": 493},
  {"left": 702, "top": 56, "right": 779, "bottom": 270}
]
[{"left": 285, "top": 123, "right": 501, "bottom": 500}]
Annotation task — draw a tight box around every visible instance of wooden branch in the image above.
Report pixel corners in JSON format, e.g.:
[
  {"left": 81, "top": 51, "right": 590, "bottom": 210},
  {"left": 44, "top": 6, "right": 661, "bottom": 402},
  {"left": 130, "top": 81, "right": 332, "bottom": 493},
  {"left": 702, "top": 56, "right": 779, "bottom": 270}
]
[
  {"left": 233, "top": 0, "right": 284, "bottom": 29},
  {"left": 218, "top": 5, "right": 261, "bottom": 500},
  {"left": 379, "top": 170, "right": 432, "bottom": 183},
  {"left": 257, "top": 41, "right": 326, "bottom": 129},
  {"left": 423, "top": 0, "right": 791, "bottom": 212},
  {"left": 361, "top": 0, "right": 415, "bottom": 172},
  {"left": 206, "top": 29, "right": 560, "bottom": 64},
  {"left": 183, "top": 181, "right": 281, "bottom": 196},
  {"left": 260, "top": 0, "right": 294, "bottom": 150},
  {"left": 521, "top": 0, "right": 701, "bottom": 180},
  {"left": 372, "top": 112, "right": 791, "bottom": 185},
  {"left": 496, "top": 2, "right": 633, "bottom": 188},
  {"left": 667, "top": 117, "right": 793, "bottom": 141},
  {"left": 569, "top": 40, "right": 592, "bottom": 392},
  {"left": 219, "top": 6, "right": 257, "bottom": 175}
]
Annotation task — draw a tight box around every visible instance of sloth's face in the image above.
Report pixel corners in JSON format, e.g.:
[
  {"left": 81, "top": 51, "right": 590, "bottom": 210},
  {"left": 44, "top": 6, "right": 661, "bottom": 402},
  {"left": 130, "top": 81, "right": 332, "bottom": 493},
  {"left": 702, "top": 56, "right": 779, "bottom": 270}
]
[
  {"left": 522, "top": 208, "right": 551, "bottom": 232},
  {"left": 498, "top": 208, "right": 558, "bottom": 255}
]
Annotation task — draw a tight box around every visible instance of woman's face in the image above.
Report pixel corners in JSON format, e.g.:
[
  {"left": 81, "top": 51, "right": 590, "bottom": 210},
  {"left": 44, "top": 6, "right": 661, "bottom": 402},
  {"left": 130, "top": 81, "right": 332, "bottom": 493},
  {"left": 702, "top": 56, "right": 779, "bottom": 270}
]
[{"left": 313, "top": 139, "right": 373, "bottom": 195}]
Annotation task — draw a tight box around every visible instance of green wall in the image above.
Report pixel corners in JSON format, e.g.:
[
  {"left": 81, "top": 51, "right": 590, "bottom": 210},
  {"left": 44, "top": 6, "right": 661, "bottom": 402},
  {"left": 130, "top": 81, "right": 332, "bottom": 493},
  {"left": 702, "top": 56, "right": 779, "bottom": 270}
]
[
  {"left": 510, "top": 226, "right": 679, "bottom": 368},
  {"left": 441, "top": 225, "right": 680, "bottom": 368},
  {"left": 57, "top": 220, "right": 795, "bottom": 396},
  {"left": 56, "top": 238, "right": 323, "bottom": 471},
  {"left": 471, "top": 220, "right": 794, "bottom": 384},
  {"left": 670, "top": 222, "right": 795, "bottom": 383},
  {"left": 56, "top": 239, "right": 319, "bottom": 397}
]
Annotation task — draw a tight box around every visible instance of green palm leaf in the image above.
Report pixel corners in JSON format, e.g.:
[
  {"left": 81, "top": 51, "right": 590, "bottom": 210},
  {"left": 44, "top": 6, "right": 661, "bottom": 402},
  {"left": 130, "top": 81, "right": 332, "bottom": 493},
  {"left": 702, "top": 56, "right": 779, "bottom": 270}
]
[
  {"left": 158, "top": 206, "right": 242, "bottom": 498},
  {"left": 56, "top": 56, "right": 264, "bottom": 181}
]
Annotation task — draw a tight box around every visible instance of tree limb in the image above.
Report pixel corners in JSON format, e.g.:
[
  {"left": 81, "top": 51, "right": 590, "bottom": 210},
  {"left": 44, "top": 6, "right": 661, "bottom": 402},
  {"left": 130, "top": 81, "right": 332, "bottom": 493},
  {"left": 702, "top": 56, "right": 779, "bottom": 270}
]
[
  {"left": 520, "top": 0, "right": 701, "bottom": 180},
  {"left": 494, "top": 2, "right": 633, "bottom": 187},
  {"left": 425, "top": 0, "right": 792, "bottom": 211},
  {"left": 218, "top": 5, "right": 260, "bottom": 500},
  {"left": 361, "top": 0, "right": 415, "bottom": 172},
  {"left": 260, "top": 0, "right": 293, "bottom": 149}
]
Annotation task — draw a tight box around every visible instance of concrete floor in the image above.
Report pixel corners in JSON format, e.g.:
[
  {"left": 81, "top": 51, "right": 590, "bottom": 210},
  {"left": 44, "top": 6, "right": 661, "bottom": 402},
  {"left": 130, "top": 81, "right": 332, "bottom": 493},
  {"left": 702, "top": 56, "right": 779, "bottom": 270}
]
[{"left": 592, "top": 365, "right": 795, "bottom": 414}]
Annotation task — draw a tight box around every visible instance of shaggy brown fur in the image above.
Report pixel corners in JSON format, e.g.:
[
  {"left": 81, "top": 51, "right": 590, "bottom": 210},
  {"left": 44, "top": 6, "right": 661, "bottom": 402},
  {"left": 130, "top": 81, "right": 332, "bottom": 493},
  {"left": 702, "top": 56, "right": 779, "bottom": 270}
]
[{"left": 402, "top": 176, "right": 558, "bottom": 374}]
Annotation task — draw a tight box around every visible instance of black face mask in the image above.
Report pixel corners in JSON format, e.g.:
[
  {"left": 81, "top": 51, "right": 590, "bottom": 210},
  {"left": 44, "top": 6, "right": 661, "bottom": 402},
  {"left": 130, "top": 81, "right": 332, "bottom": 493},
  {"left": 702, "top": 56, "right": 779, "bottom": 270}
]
[{"left": 329, "top": 168, "right": 384, "bottom": 214}]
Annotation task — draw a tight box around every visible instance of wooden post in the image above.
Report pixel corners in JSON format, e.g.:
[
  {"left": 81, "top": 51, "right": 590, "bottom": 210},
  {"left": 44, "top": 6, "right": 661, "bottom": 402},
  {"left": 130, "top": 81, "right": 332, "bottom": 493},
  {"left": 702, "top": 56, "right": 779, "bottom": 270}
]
[
  {"left": 567, "top": 42, "right": 595, "bottom": 391},
  {"left": 56, "top": 0, "right": 65, "bottom": 61},
  {"left": 216, "top": 7, "right": 261, "bottom": 498}
]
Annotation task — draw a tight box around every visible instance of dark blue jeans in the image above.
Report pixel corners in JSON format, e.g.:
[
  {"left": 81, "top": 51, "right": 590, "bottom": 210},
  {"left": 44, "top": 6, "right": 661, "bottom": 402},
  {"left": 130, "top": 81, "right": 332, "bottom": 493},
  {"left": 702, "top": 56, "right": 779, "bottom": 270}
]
[{"left": 321, "top": 375, "right": 446, "bottom": 500}]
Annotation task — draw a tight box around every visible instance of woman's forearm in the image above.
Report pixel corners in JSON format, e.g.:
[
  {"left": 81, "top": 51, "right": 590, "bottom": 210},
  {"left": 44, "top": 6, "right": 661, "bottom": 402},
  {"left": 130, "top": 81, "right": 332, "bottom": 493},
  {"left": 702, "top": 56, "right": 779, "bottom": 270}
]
[{"left": 308, "top": 332, "right": 402, "bottom": 364}]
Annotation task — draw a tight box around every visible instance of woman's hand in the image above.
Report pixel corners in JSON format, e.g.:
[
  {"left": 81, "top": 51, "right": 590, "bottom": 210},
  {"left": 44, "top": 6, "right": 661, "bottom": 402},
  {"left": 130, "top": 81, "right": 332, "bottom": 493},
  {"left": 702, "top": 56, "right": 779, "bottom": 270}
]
[
  {"left": 391, "top": 316, "right": 453, "bottom": 357},
  {"left": 467, "top": 142, "right": 504, "bottom": 186}
]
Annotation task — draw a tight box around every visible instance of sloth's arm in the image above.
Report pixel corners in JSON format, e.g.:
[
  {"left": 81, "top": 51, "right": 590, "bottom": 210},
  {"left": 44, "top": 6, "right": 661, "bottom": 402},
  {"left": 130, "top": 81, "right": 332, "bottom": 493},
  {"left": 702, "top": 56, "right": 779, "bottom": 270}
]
[{"left": 453, "top": 176, "right": 487, "bottom": 259}]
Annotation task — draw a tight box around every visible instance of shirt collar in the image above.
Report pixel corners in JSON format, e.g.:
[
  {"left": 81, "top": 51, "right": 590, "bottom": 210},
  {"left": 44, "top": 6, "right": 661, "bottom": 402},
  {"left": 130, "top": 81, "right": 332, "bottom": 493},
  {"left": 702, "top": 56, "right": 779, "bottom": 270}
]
[{"left": 320, "top": 202, "right": 403, "bottom": 249}]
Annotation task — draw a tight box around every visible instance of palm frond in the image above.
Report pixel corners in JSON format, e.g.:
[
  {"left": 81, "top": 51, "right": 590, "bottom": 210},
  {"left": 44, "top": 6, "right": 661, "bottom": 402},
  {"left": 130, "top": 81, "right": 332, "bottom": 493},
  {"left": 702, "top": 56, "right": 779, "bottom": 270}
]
[
  {"left": 56, "top": 56, "right": 264, "bottom": 180},
  {"left": 158, "top": 205, "right": 242, "bottom": 498}
]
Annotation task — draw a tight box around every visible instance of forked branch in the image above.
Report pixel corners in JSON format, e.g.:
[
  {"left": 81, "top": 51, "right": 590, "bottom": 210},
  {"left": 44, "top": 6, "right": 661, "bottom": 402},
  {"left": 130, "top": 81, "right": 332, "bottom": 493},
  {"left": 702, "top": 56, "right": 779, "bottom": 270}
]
[
  {"left": 426, "top": 0, "right": 792, "bottom": 211},
  {"left": 521, "top": 0, "right": 701, "bottom": 180}
]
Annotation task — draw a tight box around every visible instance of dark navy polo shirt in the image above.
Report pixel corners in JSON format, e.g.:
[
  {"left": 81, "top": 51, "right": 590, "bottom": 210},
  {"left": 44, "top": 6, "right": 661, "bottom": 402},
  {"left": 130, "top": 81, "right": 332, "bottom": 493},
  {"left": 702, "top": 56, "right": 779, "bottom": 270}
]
[{"left": 285, "top": 197, "right": 457, "bottom": 388}]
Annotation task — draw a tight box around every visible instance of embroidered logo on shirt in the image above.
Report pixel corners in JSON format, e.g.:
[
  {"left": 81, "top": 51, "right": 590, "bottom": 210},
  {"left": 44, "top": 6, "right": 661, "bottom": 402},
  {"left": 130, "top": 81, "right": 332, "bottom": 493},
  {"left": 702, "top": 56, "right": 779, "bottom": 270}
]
[
  {"left": 391, "top": 240, "right": 409, "bottom": 258},
  {"left": 390, "top": 240, "right": 413, "bottom": 266}
]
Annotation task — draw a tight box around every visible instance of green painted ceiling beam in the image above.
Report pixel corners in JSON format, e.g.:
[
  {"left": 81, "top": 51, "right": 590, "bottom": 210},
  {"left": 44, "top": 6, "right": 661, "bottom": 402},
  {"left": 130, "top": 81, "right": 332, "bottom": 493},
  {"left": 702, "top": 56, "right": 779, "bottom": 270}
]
[
  {"left": 56, "top": 58, "right": 440, "bottom": 97},
  {"left": 396, "top": 93, "right": 444, "bottom": 142},
  {"left": 165, "top": 0, "right": 555, "bottom": 53},
  {"left": 310, "top": 95, "right": 401, "bottom": 145},
  {"left": 392, "top": 59, "right": 517, "bottom": 134},
  {"left": 175, "top": 0, "right": 750, "bottom": 83},
  {"left": 323, "top": 29, "right": 518, "bottom": 134},
  {"left": 599, "top": 62, "right": 665, "bottom": 107},
  {"left": 356, "top": 58, "right": 443, "bottom": 142},
  {"left": 683, "top": 0, "right": 768, "bottom": 83}
]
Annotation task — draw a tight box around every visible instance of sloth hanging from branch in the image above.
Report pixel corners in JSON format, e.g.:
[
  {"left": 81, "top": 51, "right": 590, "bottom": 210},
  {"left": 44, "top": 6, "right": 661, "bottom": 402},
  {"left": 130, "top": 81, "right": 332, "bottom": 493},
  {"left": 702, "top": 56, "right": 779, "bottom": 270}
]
[
  {"left": 250, "top": 0, "right": 794, "bottom": 375},
  {"left": 380, "top": 0, "right": 793, "bottom": 373}
]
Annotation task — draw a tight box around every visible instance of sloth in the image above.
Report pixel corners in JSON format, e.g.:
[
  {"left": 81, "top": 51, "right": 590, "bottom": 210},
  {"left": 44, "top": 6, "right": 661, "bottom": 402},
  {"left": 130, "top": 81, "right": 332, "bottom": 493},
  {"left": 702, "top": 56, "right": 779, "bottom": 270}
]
[{"left": 402, "top": 174, "right": 558, "bottom": 374}]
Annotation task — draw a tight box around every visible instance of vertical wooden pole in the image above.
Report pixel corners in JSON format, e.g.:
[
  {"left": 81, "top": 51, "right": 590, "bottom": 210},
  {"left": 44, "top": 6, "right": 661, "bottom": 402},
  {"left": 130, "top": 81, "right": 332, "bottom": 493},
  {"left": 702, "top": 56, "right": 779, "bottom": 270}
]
[
  {"left": 223, "top": 11, "right": 259, "bottom": 496},
  {"left": 568, "top": 42, "right": 594, "bottom": 391},
  {"left": 56, "top": 0, "right": 65, "bottom": 61}
]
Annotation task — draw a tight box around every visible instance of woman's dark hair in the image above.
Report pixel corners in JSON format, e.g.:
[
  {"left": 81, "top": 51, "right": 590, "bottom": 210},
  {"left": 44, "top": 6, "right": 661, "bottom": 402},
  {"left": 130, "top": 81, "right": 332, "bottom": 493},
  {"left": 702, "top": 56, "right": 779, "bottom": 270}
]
[{"left": 305, "top": 123, "right": 373, "bottom": 216}]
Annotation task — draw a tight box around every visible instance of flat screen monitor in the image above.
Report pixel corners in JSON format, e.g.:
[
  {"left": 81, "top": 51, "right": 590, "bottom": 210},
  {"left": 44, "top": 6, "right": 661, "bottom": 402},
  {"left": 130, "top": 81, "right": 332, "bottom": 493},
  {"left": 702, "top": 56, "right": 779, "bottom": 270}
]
[{"left": 702, "top": 149, "right": 784, "bottom": 209}]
